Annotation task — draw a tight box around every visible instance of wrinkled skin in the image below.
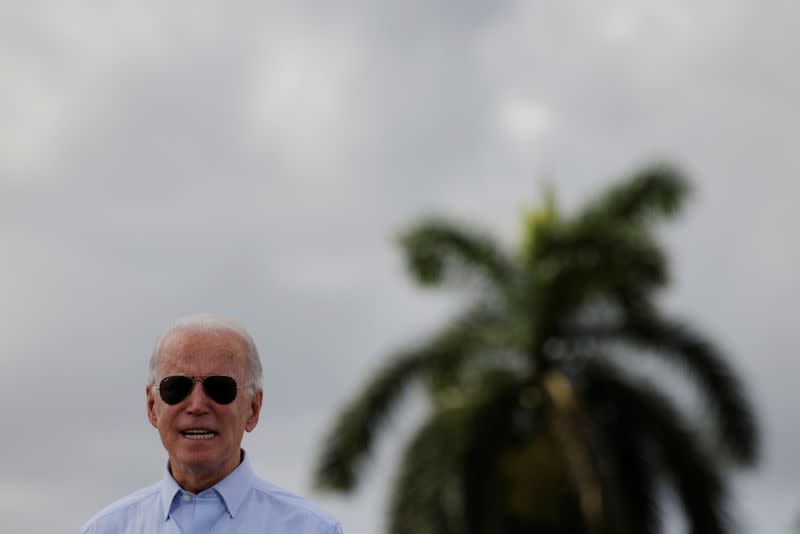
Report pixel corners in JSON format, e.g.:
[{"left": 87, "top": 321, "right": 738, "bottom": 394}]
[{"left": 146, "top": 328, "right": 263, "bottom": 493}]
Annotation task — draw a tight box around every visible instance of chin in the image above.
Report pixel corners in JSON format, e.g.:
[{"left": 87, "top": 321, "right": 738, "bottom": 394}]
[{"left": 176, "top": 444, "right": 237, "bottom": 469}]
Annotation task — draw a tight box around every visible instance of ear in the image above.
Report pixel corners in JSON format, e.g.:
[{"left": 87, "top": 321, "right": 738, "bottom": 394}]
[
  {"left": 146, "top": 384, "right": 159, "bottom": 428},
  {"left": 244, "top": 388, "right": 264, "bottom": 432}
]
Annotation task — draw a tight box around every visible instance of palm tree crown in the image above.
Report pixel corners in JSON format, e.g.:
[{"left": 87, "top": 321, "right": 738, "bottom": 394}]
[{"left": 314, "top": 165, "right": 759, "bottom": 534}]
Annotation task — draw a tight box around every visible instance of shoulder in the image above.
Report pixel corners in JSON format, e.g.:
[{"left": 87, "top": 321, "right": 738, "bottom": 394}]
[
  {"left": 79, "top": 481, "right": 162, "bottom": 534},
  {"left": 251, "top": 478, "right": 342, "bottom": 533}
]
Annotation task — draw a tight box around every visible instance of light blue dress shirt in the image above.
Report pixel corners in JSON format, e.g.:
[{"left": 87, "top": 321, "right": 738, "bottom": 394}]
[{"left": 80, "top": 452, "right": 342, "bottom": 534}]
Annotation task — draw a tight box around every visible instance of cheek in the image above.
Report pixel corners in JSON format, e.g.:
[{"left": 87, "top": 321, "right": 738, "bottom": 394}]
[
  {"left": 228, "top": 407, "right": 250, "bottom": 430},
  {"left": 154, "top": 406, "right": 178, "bottom": 430}
]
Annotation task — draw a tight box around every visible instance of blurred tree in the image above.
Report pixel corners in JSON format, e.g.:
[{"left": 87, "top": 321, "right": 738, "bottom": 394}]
[{"left": 313, "top": 165, "right": 759, "bottom": 534}]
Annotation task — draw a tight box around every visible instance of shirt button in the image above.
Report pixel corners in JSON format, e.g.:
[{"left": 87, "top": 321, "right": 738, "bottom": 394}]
[{"left": 183, "top": 494, "right": 191, "bottom": 502}]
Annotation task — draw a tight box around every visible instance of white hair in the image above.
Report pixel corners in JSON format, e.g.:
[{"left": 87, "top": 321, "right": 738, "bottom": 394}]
[{"left": 149, "top": 313, "right": 263, "bottom": 391}]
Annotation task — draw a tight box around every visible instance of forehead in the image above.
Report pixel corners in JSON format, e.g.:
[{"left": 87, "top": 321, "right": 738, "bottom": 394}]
[{"left": 156, "top": 328, "right": 248, "bottom": 377}]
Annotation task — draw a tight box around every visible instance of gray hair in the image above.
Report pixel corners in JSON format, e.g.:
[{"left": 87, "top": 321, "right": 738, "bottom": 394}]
[{"left": 149, "top": 313, "right": 263, "bottom": 392}]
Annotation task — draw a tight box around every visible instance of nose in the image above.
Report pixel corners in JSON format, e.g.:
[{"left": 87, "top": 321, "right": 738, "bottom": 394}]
[{"left": 184, "top": 380, "right": 210, "bottom": 414}]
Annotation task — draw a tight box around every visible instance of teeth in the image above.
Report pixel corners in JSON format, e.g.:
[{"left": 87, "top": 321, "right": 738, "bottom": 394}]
[{"left": 181, "top": 430, "right": 216, "bottom": 440}]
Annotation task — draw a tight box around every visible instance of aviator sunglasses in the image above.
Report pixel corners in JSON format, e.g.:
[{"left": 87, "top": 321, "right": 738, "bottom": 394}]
[{"left": 154, "top": 375, "right": 240, "bottom": 405}]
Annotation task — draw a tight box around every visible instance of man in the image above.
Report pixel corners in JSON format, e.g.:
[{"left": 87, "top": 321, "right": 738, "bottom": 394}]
[{"left": 80, "top": 314, "right": 343, "bottom": 534}]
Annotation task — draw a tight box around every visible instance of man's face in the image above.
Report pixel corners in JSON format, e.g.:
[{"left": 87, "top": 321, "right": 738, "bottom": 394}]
[{"left": 146, "top": 328, "right": 263, "bottom": 489}]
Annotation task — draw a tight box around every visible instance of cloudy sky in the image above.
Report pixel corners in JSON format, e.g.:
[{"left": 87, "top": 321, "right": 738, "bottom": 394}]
[{"left": 1, "top": 1, "right": 798, "bottom": 533}]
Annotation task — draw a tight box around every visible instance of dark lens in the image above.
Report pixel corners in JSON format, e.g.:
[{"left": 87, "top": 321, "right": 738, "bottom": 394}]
[
  {"left": 159, "top": 376, "right": 194, "bottom": 405},
  {"left": 203, "top": 376, "right": 238, "bottom": 404}
]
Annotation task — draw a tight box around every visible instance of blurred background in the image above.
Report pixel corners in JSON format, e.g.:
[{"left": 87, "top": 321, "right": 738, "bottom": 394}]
[{"left": 0, "top": 2, "right": 797, "bottom": 533}]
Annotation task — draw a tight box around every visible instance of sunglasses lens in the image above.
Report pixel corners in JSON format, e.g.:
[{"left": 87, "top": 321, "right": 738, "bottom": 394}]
[
  {"left": 203, "top": 376, "right": 238, "bottom": 404},
  {"left": 158, "top": 376, "right": 194, "bottom": 405}
]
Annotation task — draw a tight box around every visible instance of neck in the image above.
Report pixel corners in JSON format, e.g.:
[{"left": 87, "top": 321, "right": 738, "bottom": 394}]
[{"left": 169, "top": 451, "right": 244, "bottom": 493}]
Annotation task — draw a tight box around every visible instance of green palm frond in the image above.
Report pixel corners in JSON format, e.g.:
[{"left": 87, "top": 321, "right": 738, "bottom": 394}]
[
  {"left": 597, "top": 417, "right": 659, "bottom": 534},
  {"left": 580, "top": 164, "right": 689, "bottom": 225},
  {"left": 579, "top": 313, "right": 759, "bottom": 465},
  {"left": 461, "top": 376, "right": 541, "bottom": 534},
  {"left": 519, "top": 185, "right": 560, "bottom": 262},
  {"left": 314, "top": 351, "right": 426, "bottom": 491},
  {"left": 313, "top": 163, "right": 758, "bottom": 534},
  {"left": 424, "top": 305, "right": 528, "bottom": 396},
  {"left": 627, "top": 315, "right": 758, "bottom": 465},
  {"left": 580, "top": 361, "right": 662, "bottom": 534},
  {"left": 314, "top": 319, "right": 526, "bottom": 492},
  {"left": 584, "top": 360, "right": 728, "bottom": 534},
  {"left": 389, "top": 402, "right": 473, "bottom": 534},
  {"left": 399, "top": 218, "right": 515, "bottom": 294},
  {"left": 531, "top": 221, "right": 668, "bottom": 324}
]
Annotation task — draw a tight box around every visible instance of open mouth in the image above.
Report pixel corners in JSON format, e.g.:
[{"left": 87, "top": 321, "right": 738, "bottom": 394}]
[{"left": 180, "top": 429, "right": 218, "bottom": 440}]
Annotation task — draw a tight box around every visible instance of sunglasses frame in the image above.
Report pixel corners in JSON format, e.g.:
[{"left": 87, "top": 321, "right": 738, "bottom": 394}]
[{"left": 153, "top": 375, "right": 242, "bottom": 405}]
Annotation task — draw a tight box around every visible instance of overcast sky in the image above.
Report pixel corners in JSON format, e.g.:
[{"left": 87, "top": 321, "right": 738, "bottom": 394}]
[{"left": 1, "top": 2, "right": 798, "bottom": 533}]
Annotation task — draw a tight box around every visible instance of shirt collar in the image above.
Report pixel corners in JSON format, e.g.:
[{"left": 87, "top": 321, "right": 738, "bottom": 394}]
[
  {"left": 213, "top": 450, "right": 256, "bottom": 518},
  {"left": 160, "top": 469, "right": 181, "bottom": 522},
  {"left": 159, "top": 450, "right": 256, "bottom": 522}
]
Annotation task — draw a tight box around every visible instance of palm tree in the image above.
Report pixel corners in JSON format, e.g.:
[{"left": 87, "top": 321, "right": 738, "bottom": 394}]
[{"left": 313, "top": 165, "right": 759, "bottom": 534}]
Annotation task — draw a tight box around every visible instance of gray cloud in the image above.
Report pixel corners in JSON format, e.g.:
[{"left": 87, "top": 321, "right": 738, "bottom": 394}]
[{"left": 1, "top": 2, "right": 799, "bottom": 533}]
